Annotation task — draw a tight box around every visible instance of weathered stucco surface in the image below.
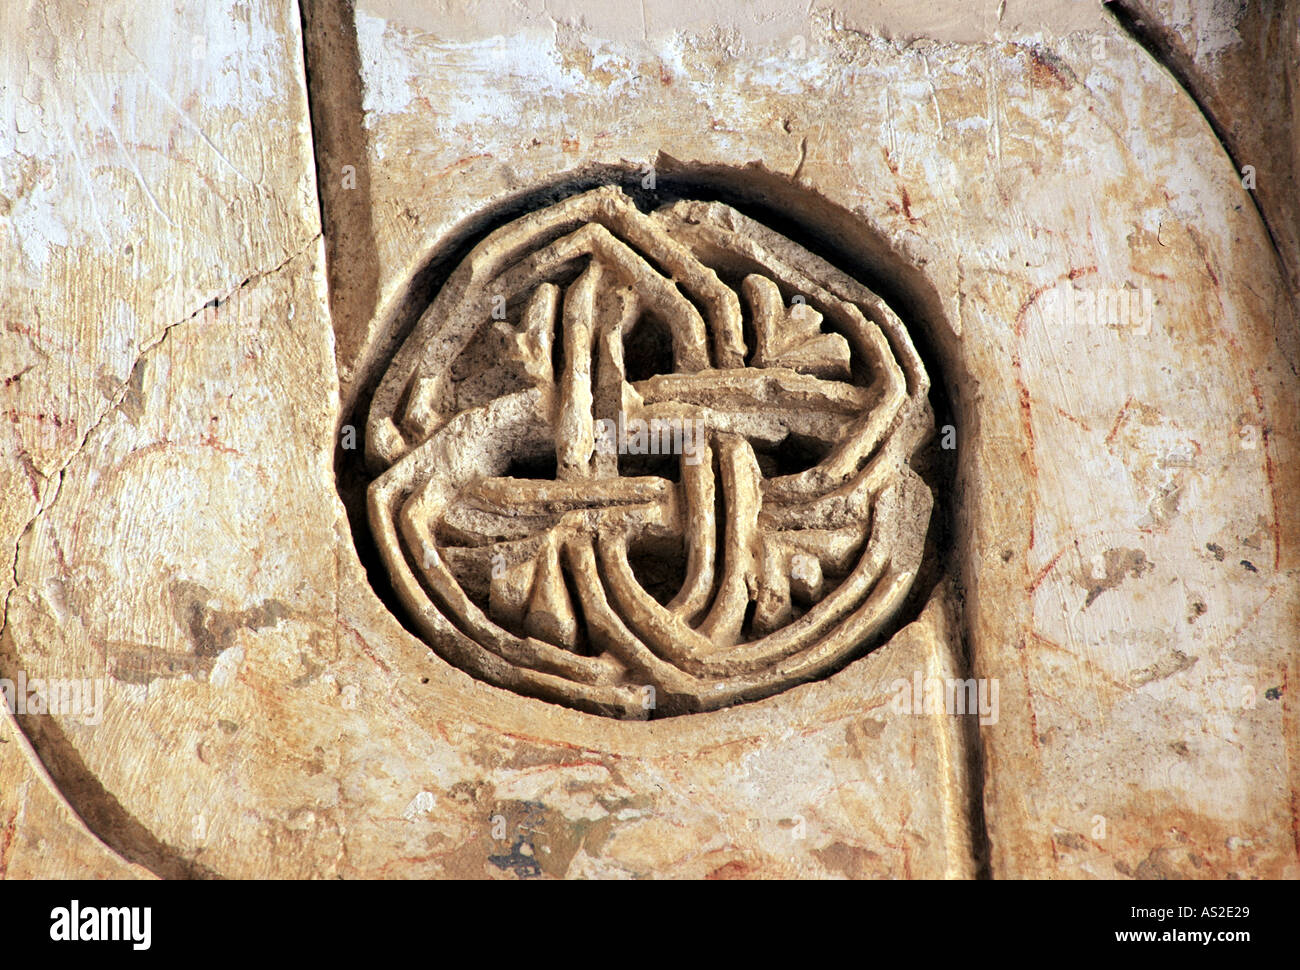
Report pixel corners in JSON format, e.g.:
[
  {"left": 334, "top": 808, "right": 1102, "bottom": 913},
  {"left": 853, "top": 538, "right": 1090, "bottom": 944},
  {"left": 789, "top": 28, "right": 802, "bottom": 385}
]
[{"left": 1, "top": 0, "right": 1296, "bottom": 878}]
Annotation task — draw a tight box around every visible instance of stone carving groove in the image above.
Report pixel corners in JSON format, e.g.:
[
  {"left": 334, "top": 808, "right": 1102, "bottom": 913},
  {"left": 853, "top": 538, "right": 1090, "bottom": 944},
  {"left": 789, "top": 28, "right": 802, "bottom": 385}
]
[{"left": 366, "top": 185, "right": 935, "bottom": 717}]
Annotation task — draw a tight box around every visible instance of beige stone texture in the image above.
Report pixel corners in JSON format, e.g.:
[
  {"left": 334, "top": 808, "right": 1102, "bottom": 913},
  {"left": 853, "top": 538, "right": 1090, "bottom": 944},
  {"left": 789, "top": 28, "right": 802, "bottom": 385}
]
[
  {"left": 1108, "top": 0, "right": 1300, "bottom": 298},
  {"left": 1, "top": 0, "right": 1296, "bottom": 879}
]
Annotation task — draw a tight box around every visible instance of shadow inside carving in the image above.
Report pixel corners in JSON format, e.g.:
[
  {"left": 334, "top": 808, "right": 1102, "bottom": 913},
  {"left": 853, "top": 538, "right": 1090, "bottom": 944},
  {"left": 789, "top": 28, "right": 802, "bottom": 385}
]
[{"left": 335, "top": 161, "right": 966, "bottom": 718}]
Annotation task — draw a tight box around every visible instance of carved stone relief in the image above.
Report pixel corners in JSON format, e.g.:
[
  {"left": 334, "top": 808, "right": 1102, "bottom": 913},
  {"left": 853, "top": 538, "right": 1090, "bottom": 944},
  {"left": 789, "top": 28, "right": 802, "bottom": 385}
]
[
  {"left": 365, "top": 186, "right": 936, "bottom": 716},
  {"left": 1, "top": 0, "right": 1296, "bottom": 883}
]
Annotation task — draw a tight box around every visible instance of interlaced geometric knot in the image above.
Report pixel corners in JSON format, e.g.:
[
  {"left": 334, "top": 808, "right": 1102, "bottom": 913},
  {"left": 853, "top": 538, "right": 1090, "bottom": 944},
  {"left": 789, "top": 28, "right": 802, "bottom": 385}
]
[{"left": 366, "top": 186, "right": 935, "bottom": 718}]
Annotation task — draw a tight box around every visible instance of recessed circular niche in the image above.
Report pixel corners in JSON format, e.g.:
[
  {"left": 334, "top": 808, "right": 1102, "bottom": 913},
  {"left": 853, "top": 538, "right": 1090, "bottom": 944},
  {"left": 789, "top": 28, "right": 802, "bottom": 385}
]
[{"left": 361, "top": 179, "right": 941, "bottom": 718}]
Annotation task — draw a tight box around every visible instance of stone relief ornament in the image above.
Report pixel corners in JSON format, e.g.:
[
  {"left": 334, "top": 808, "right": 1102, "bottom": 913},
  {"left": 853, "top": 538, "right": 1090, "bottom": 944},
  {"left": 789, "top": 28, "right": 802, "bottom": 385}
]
[{"left": 366, "top": 186, "right": 935, "bottom": 717}]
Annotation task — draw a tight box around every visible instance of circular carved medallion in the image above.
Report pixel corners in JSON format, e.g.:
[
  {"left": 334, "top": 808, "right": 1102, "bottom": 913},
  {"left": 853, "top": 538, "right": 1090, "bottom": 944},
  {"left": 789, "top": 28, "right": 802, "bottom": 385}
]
[{"left": 366, "top": 185, "right": 935, "bottom": 717}]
